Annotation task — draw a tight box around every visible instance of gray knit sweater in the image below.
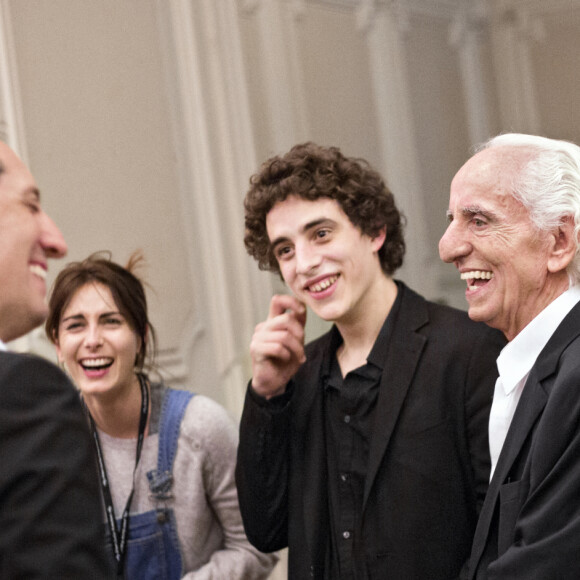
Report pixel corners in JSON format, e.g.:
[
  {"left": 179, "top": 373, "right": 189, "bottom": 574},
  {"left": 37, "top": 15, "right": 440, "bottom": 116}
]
[{"left": 97, "top": 382, "right": 277, "bottom": 579}]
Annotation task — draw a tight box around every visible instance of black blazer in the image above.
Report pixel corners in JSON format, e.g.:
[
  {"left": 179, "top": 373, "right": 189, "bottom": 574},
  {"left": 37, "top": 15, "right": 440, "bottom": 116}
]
[
  {"left": 467, "top": 301, "right": 580, "bottom": 579},
  {"left": 237, "top": 283, "right": 505, "bottom": 579},
  {"left": 0, "top": 351, "right": 113, "bottom": 578}
]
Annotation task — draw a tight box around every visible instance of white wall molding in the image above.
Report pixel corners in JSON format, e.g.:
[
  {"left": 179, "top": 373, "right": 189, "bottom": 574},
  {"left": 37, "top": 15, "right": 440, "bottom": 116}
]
[
  {"left": 489, "top": 1, "right": 543, "bottom": 133},
  {"left": 358, "top": 0, "right": 412, "bottom": 33},
  {"left": 0, "top": 0, "right": 27, "bottom": 158},
  {"left": 248, "top": 0, "right": 310, "bottom": 152},
  {"left": 388, "top": 0, "right": 459, "bottom": 20},
  {"left": 495, "top": 0, "right": 580, "bottom": 15},
  {"left": 302, "top": 0, "right": 461, "bottom": 19},
  {"left": 449, "top": 1, "right": 495, "bottom": 145},
  {"left": 449, "top": 0, "right": 490, "bottom": 45},
  {"left": 362, "top": 2, "right": 438, "bottom": 297},
  {"left": 309, "top": 0, "right": 578, "bottom": 18},
  {"left": 155, "top": 0, "right": 271, "bottom": 416},
  {"left": 0, "top": 0, "right": 35, "bottom": 354}
]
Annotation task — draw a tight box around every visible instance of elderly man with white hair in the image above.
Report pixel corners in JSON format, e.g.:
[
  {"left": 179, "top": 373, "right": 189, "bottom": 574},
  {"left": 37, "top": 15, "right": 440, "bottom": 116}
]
[{"left": 440, "top": 133, "right": 580, "bottom": 580}]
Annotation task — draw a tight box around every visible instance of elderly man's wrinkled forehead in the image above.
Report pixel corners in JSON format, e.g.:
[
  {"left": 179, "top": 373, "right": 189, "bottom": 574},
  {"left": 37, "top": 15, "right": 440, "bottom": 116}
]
[{"left": 454, "top": 145, "right": 536, "bottom": 195}]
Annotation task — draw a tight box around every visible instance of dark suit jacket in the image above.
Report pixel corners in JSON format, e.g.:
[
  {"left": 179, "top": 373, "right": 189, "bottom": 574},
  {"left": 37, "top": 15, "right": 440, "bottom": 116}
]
[
  {"left": 236, "top": 283, "right": 506, "bottom": 579},
  {"left": 467, "top": 301, "right": 580, "bottom": 579},
  {"left": 0, "top": 351, "right": 113, "bottom": 579}
]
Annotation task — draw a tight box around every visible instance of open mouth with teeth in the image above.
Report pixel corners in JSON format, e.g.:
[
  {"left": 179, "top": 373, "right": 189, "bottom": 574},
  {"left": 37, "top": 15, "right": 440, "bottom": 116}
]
[
  {"left": 80, "top": 357, "right": 114, "bottom": 372},
  {"left": 29, "top": 264, "right": 47, "bottom": 280},
  {"left": 307, "top": 275, "right": 339, "bottom": 294},
  {"left": 460, "top": 270, "right": 494, "bottom": 291}
]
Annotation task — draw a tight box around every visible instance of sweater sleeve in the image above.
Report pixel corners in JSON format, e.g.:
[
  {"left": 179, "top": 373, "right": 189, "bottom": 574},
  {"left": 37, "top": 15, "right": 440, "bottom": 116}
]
[{"left": 179, "top": 395, "right": 278, "bottom": 580}]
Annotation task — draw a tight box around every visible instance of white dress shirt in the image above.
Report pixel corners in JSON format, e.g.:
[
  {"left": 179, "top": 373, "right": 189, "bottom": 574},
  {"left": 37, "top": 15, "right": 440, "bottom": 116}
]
[{"left": 489, "top": 285, "right": 580, "bottom": 480}]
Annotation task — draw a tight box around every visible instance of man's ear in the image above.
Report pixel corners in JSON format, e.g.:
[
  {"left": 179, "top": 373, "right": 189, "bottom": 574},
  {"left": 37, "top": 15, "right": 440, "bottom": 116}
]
[
  {"left": 371, "top": 226, "right": 387, "bottom": 253},
  {"left": 547, "top": 216, "right": 577, "bottom": 273}
]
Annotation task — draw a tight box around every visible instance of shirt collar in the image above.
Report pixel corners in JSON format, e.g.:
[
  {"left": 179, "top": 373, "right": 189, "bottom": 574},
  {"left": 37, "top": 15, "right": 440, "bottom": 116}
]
[
  {"left": 0, "top": 340, "right": 6, "bottom": 352},
  {"left": 497, "top": 285, "right": 580, "bottom": 395},
  {"left": 321, "top": 281, "right": 403, "bottom": 380},
  {"left": 367, "top": 281, "right": 402, "bottom": 370}
]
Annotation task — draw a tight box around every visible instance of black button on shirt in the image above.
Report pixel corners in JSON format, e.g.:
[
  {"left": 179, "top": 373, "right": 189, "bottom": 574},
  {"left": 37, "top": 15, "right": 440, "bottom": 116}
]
[{"left": 323, "top": 287, "right": 401, "bottom": 580}]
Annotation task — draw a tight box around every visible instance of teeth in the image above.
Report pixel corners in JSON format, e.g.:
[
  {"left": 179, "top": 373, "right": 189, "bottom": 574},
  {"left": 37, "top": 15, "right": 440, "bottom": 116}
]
[
  {"left": 81, "top": 358, "right": 113, "bottom": 368},
  {"left": 30, "top": 264, "right": 47, "bottom": 280},
  {"left": 309, "top": 275, "right": 338, "bottom": 293},
  {"left": 460, "top": 271, "right": 494, "bottom": 281}
]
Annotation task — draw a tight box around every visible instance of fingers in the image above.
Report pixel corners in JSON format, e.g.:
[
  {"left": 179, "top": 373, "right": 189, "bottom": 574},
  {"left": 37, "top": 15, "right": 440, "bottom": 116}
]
[
  {"left": 250, "top": 327, "right": 305, "bottom": 365},
  {"left": 268, "top": 294, "right": 307, "bottom": 328},
  {"left": 264, "top": 295, "right": 306, "bottom": 359},
  {"left": 249, "top": 295, "right": 308, "bottom": 397}
]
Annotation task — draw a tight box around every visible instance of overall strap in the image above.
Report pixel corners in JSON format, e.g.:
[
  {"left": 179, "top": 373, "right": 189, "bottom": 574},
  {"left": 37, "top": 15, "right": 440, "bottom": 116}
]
[{"left": 147, "top": 388, "right": 195, "bottom": 500}]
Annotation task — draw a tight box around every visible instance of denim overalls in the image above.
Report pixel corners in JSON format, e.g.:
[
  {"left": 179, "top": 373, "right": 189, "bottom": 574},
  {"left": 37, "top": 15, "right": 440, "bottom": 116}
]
[{"left": 107, "top": 388, "right": 194, "bottom": 580}]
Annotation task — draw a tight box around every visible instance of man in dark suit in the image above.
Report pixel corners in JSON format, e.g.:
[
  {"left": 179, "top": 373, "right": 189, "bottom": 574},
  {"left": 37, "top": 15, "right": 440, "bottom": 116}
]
[
  {"left": 0, "top": 140, "right": 112, "bottom": 577},
  {"left": 439, "top": 133, "right": 580, "bottom": 579},
  {"left": 236, "top": 142, "right": 505, "bottom": 579}
]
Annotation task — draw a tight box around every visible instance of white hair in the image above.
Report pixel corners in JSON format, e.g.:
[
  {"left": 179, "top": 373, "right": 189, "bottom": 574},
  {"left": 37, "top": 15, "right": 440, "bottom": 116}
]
[{"left": 480, "top": 133, "right": 580, "bottom": 285}]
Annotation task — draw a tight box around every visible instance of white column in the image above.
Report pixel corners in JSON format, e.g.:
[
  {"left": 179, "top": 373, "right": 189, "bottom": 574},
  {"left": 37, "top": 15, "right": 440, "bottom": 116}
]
[
  {"left": 241, "top": 0, "right": 310, "bottom": 152},
  {"left": 156, "top": 0, "right": 273, "bottom": 417},
  {"left": 358, "top": 0, "right": 437, "bottom": 298},
  {"left": 0, "top": 0, "right": 40, "bottom": 354},
  {"left": 0, "top": 0, "right": 26, "bottom": 156},
  {"left": 490, "top": 0, "right": 545, "bottom": 133},
  {"left": 449, "top": 0, "right": 495, "bottom": 145}
]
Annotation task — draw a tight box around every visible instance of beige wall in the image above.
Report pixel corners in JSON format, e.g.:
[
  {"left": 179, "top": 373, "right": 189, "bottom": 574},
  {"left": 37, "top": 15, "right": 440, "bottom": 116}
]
[
  {"left": 3, "top": 0, "right": 580, "bottom": 408},
  {"left": 2, "top": 1, "right": 579, "bottom": 578},
  {"left": 3, "top": 0, "right": 580, "bottom": 405},
  {"left": 8, "top": 0, "right": 198, "bottom": 376}
]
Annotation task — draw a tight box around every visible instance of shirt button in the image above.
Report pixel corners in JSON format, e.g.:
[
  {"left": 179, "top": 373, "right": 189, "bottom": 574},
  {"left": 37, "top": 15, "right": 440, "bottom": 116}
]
[
  {"left": 340, "top": 473, "right": 349, "bottom": 482},
  {"left": 342, "top": 531, "right": 351, "bottom": 539},
  {"left": 344, "top": 414, "right": 351, "bottom": 424}
]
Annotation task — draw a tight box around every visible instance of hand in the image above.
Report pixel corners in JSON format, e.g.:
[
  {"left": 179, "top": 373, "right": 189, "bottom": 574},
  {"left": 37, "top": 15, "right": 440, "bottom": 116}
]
[{"left": 250, "top": 294, "right": 307, "bottom": 399}]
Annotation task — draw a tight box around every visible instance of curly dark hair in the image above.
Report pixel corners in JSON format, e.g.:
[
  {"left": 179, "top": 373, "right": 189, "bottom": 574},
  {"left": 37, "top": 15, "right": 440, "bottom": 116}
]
[{"left": 244, "top": 142, "right": 406, "bottom": 276}]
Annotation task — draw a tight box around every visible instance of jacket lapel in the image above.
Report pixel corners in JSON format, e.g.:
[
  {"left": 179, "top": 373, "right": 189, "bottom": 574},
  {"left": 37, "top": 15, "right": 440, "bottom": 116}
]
[
  {"left": 294, "top": 343, "right": 331, "bottom": 565},
  {"left": 469, "top": 377, "right": 548, "bottom": 575},
  {"left": 469, "top": 301, "right": 580, "bottom": 576},
  {"left": 363, "top": 286, "right": 428, "bottom": 508}
]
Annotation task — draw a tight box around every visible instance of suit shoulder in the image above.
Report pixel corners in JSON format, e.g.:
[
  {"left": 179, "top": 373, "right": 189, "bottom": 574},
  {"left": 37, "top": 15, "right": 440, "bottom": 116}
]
[
  {"left": 0, "top": 350, "right": 66, "bottom": 377},
  {"left": 426, "top": 299, "right": 487, "bottom": 327},
  {"left": 0, "top": 351, "right": 76, "bottom": 400},
  {"left": 425, "top": 300, "right": 506, "bottom": 346}
]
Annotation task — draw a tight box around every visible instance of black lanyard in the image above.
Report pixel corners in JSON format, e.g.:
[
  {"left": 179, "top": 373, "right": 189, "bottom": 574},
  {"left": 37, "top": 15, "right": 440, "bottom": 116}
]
[{"left": 87, "top": 373, "right": 149, "bottom": 579}]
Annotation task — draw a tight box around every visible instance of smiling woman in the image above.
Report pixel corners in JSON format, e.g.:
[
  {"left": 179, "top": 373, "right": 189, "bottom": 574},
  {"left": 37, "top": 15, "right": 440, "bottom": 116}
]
[{"left": 43, "top": 252, "right": 277, "bottom": 580}]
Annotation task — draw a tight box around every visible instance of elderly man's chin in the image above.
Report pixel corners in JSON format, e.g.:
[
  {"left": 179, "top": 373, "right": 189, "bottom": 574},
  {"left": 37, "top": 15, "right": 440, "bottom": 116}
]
[
  {"left": 465, "top": 295, "right": 497, "bottom": 325},
  {"left": 465, "top": 299, "right": 506, "bottom": 336}
]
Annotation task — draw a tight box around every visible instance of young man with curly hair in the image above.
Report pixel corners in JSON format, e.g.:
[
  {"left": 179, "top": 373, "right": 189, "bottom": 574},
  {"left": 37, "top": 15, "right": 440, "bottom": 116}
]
[{"left": 236, "top": 142, "right": 505, "bottom": 580}]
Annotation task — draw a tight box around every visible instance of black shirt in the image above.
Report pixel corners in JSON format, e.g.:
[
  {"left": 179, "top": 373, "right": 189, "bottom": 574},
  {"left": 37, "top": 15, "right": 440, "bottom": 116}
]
[{"left": 323, "top": 288, "right": 402, "bottom": 580}]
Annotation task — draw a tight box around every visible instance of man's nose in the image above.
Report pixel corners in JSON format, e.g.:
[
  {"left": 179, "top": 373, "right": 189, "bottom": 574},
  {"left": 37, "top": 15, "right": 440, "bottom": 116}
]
[
  {"left": 295, "top": 243, "right": 322, "bottom": 275},
  {"left": 439, "top": 221, "right": 470, "bottom": 264},
  {"left": 40, "top": 213, "right": 68, "bottom": 258}
]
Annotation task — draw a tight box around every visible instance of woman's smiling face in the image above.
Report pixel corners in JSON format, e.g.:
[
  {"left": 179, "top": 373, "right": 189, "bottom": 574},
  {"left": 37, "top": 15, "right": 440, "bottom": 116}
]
[{"left": 56, "top": 282, "right": 141, "bottom": 400}]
